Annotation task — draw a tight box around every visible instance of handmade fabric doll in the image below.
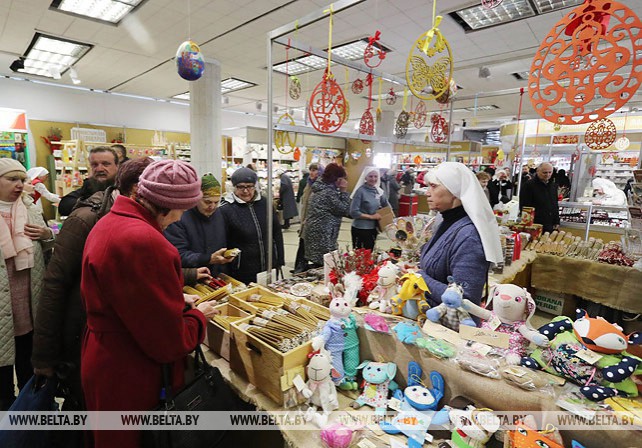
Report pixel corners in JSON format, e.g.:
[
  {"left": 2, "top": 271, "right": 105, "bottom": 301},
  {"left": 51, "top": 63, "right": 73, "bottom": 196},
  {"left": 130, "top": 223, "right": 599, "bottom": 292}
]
[
  {"left": 425, "top": 276, "right": 475, "bottom": 332},
  {"left": 390, "top": 272, "right": 430, "bottom": 323},
  {"left": 352, "top": 360, "right": 398, "bottom": 415},
  {"left": 302, "top": 349, "right": 339, "bottom": 413},
  {"left": 463, "top": 283, "right": 549, "bottom": 364},
  {"left": 447, "top": 406, "right": 501, "bottom": 448},
  {"left": 393, "top": 321, "right": 422, "bottom": 345},
  {"left": 522, "top": 309, "right": 642, "bottom": 401},
  {"left": 367, "top": 261, "right": 400, "bottom": 313}
]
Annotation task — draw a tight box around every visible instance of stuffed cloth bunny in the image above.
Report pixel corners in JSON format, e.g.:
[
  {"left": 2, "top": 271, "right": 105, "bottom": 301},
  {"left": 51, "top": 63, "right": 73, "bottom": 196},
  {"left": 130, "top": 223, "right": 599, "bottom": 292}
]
[
  {"left": 352, "top": 360, "right": 398, "bottom": 415},
  {"left": 425, "top": 276, "right": 475, "bottom": 331}
]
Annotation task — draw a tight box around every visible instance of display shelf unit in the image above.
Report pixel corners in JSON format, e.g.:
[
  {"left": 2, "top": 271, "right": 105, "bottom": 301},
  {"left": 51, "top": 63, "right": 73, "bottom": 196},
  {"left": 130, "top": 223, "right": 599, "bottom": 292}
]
[{"left": 559, "top": 202, "right": 629, "bottom": 239}]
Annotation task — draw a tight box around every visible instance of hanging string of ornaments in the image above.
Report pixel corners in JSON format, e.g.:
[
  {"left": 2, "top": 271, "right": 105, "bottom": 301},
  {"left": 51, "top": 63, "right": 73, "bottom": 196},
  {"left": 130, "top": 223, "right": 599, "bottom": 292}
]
[
  {"left": 359, "top": 74, "right": 375, "bottom": 139},
  {"left": 528, "top": 0, "right": 642, "bottom": 125},
  {"left": 364, "top": 30, "right": 386, "bottom": 68},
  {"left": 275, "top": 40, "right": 297, "bottom": 154}
]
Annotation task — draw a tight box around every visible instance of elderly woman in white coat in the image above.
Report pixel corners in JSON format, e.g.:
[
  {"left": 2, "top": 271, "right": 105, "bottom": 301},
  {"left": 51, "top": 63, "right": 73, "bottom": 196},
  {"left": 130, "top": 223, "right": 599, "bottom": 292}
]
[
  {"left": 0, "top": 159, "right": 54, "bottom": 410},
  {"left": 592, "top": 178, "right": 627, "bottom": 206}
]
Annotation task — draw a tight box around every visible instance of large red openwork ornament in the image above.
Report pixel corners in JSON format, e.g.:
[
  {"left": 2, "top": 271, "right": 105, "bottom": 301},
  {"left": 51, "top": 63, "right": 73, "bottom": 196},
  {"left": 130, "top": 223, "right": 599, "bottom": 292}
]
[
  {"left": 430, "top": 113, "right": 449, "bottom": 143},
  {"left": 351, "top": 78, "right": 364, "bottom": 94},
  {"left": 289, "top": 76, "right": 301, "bottom": 100},
  {"left": 395, "top": 111, "right": 410, "bottom": 139},
  {"left": 385, "top": 88, "right": 397, "bottom": 106},
  {"left": 584, "top": 118, "right": 616, "bottom": 150},
  {"left": 364, "top": 30, "right": 386, "bottom": 68},
  {"left": 529, "top": 0, "right": 642, "bottom": 124},
  {"left": 413, "top": 101, "right": 427, "bottom": 128},
  {"left": 308, "top": 73, "right": 347, "bottom": 134},
  {"left": 482, "top": 0, "right": 503, "bottom": 9},
  {"left": 359, "top": 109, "right": 375, "bottom": 137}
]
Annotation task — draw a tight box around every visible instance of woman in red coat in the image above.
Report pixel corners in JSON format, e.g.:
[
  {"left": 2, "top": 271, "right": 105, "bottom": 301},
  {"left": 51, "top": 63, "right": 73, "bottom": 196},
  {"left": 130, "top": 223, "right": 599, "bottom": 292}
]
[{"left": 81, "top": 160, "right": 216, "bottom": 448}]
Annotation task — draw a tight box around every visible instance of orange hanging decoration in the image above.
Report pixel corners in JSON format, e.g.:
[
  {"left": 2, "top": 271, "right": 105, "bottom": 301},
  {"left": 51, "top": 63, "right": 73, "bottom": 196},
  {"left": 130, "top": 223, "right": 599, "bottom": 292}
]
[
  {"left": 293, "top": 147, "right": 301, "bottom": 161},
  {"left": 430, "top": 113, "right": 448, "bottom": 143},
  {"left": 585, "top": 118, "right": 616, "bottom": 150},
  {"left": 413, "top": 101, "right": 427, "bottom": 128},
  {"left": 414, "top": 155, "right": 423, "bottom": 165},
  {"left": 364, "top": 30, "right": 386, "bottom": 68},
  {"left": 529, "top": 0, "right": 642, "bottom": 124}
]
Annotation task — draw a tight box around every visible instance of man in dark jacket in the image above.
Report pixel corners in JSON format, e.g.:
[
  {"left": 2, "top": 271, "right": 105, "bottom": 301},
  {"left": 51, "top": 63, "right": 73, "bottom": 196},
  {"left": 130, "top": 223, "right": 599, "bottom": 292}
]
[
  {"left": 165, "top": 173, "right": 234, "bottom": 275},
  {"left": 219, "top": 167, "right": 285, "bottom": 283},
  {"left": 277, "top": 169, "right": 298, "bottom": 229},
  {"left": 519, "top": 162, "right": 560, "bottom": 232}
]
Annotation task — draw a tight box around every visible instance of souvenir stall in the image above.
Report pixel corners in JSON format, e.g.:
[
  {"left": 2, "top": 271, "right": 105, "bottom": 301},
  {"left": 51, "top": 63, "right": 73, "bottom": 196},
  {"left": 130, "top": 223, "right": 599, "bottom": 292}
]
[{"left": 187, "top": 2, "right": 642, "bottom": 448}]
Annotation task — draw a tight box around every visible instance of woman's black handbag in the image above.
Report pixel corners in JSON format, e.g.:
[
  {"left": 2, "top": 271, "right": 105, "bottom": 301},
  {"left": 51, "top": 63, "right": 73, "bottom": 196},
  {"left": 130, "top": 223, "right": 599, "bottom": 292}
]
[{"left": 142, "top": 345, "right": 254, "bottom": 448}]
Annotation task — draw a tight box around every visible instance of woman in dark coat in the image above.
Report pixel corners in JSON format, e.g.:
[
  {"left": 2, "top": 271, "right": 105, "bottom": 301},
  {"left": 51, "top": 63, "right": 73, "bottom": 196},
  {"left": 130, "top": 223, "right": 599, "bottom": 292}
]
[
  {"left": 219, "top": 167, "right": 285, "bottom": 283},
  {"left": 386, "top": 169, "right": 401, "bottom": 215},
  {"left": 277, "top": 169, "right": 298, "bottom": 229},
  {"left": 303, "top": 163, "right": 351, "bottom": 267}
]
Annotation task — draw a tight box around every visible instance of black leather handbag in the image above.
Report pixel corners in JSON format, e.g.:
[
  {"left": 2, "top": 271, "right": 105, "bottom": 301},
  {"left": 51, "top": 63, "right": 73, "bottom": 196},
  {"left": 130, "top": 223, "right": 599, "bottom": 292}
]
[{"left": 142, "top": 346, "right": 253, "bottom": 448}]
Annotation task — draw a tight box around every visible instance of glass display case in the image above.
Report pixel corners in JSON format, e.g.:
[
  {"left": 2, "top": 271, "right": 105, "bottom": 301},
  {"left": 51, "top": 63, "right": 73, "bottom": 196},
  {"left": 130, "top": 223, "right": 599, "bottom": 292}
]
[{"left": 559, "top": 201, "right": 630, "bottom": 239}]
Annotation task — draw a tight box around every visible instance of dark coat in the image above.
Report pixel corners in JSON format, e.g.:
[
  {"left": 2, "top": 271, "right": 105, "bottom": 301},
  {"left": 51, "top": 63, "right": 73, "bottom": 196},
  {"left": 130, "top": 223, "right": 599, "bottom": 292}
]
[
  {"left": 297, "top": 174, "right": 309, "bottom": 202},
  {"left": 218, "top": 195, "right": 285, "bottom": 284},
  {"left": 519, "top": 176, "right": 560, "bottom": 232},
  {"left": 164, "top": 207, "right": 227, "bottom": 275},
  {"left": 279, "top": 173, "right": 298, "bottom": 220},
  {"left": 81, "top": 196, "right": 205, "bottom": 448},
  {"left": 58, "top": 178, "right": 112, "bottom": 216},
  {"left": 387, "top": 176, "right": 401, "bottom": 212}
]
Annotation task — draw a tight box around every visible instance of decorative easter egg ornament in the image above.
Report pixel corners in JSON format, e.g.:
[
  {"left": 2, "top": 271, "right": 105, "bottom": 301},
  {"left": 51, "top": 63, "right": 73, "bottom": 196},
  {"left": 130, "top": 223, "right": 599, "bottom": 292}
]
[
  {"left": 430, "top": 113, "right": 449, "bottom": 143},
  {"left": 395, "top": 88, "right": 411, "bottom": 139},
  {"left": 359, "top": 74, "right": 375, "bottom": 139},
  {"left": 529, "top": 0, "right": 642, "bottom": 124},
  {"left": 289, "top": 76, "right": 301, "bottom": 100},
  {"left": 614, "top": 136, "right": 630, "bottom": 150},
  {"left": 351, "top": 78, "right": 364, "bottom": 94},
  {"left": 364, "top": 30, "right": 386, "bottom": 68},
  {"left": 482, "top": 0, "right": 503, "bottom": 8},
  {"left": 413, "top": 101, "right": 427, "bottom": 128},
  {"left": 274, "top": 113, "right": 296, "bottom": 154},
  {"left": 293, "top": 147, "right": 301, "bottom": 162},
  {"left": 352, "top": 151, "right": 362, "bottom": 161},
  {"left": 176, "top": 40, "right": 205, "bottom": 81},
  {"left": 414, "top": 155, "right": 423, "bottom": 165},
  {"left": 406, "top": 1, "right": 453, "bottom": 100},
  {"left": 385, "top": 88, "right": 397, "bottom": 106},
  {"left": 365, "top": 148, "right": 372, "bottom": 158},
  {"left": 585, "top": 118, "right": 616, "bottom": 150},
  {"left": 435, "top": 78, "right": 457, "bottom": 104}
]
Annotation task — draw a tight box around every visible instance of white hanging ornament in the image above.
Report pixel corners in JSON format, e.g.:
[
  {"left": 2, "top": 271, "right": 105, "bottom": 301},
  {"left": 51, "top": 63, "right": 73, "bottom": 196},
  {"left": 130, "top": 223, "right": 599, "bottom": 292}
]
[
  {"left": 365, "top": 148, "right": 372, "bottom": 158},
  {"left": 614, "top": 136, "right": 630, "bottom": 150}
]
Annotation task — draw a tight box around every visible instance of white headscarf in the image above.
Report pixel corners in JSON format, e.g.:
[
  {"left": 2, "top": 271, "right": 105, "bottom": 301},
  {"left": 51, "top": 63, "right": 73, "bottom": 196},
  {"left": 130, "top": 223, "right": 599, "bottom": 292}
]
[
  {"left": 592, "top": 178, "right": 627, "bottom": 206},
  {"left": 427, "top": 162, "right": 503, "bottom": 264},
  {"left": 26, "top": 167, "right": 48, "bottom": 180},
  {"left": 351, "top": 165, "right": 383, "bottom": 199}
]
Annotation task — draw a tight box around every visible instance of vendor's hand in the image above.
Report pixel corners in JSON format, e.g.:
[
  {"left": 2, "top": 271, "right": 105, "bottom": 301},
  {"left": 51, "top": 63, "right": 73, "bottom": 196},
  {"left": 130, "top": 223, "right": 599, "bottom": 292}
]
[
  {"left": 553, "top": 224, "right": 560, "bottom": 231},
  {"left": 24, "top": 224, "right": 53, "bottom": 241},
  {"left": 196, "top": 267, "right": 212, "bottom": 282},
  {"left": 183, "top": 294, "right": 199, "bottom": 309},
  {"left": 34, "top": 367, "right": 55, "bottom": 378},
  {"left": 370, "top": 213, "right": 382, "bottom": 220},
  {"left": 336, "top": 178, "right": 348, "bottom": 192},
  {"left": 210, "top": 248, "right": 234, "bottom": 265},
  {"left": 196, "top": 302, "right": 220, "bottom": 318}
]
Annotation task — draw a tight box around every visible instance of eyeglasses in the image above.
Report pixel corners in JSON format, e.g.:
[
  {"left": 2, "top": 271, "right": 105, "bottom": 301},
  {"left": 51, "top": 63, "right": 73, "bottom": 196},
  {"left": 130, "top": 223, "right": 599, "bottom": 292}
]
[{"left": 235, "top": 184, "right": 255, "bottom": 191}]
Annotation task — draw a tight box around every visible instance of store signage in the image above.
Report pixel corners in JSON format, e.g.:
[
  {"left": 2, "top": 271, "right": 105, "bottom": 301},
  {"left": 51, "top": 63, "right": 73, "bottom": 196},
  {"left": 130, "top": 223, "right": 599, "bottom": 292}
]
[
  {"left": 0, "top": 108, "right": 27, "bottom": 132},
  {"left": 552, "top": 135, "right": 579, "bottom": 144}
]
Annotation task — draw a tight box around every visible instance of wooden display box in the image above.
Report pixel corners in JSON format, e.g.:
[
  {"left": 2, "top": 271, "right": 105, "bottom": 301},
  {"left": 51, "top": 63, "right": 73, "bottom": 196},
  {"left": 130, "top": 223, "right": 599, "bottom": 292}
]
[
  {"left": 206, "top": 303, "right": 251, "bottom": 361},
  {"left": 228, "top": 285, "right": 284, "bottom": 314},
  {"left": 230, "top": 315, "right": 312, "bottom": 406}
]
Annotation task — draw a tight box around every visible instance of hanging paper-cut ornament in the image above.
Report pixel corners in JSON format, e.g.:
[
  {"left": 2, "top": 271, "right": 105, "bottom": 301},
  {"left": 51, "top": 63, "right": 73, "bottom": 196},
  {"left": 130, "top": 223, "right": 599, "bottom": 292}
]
[
  {"left": 395, "top": 111, "right": 410, "bottom": 139},
  {"left": 359, "top": 109, "right": 375, "bottom": 137},
  {"left": 364, "top": 30, "right": 386, "bottom": 68},
  {"left": 352, "top": 151, "right": 362, "bottom": 160},
  {"left": 414, "top": 155, "right": 422, "bottom": 165},
  {"left": 289, "top": 76, "right": 301, "bottom": 100},
  {"left": 430, "top": 113, "right": 449, "bottom": 143},
  {"left": 413, "top": 101, "right": 427, "bottom": 129},
  {"left": 308, "top": 72, "right": 347, "bottom": 134},
  {"left": 585, "top": 118, "right": 616, "bottom": 150},
  {"left": 293, "top": 147, "right": 301, "bottom": 161},
  {"left": 482, "top": 0, "right": 503, "bottom": 9},
  {"left": 344, "top": 150, "right": 349, "bottom": 163},
  {"left": 406, "top": 4, "right": 453, "bottom": 101},
  {"left": 553, "top": 122, "right": 562, "bottom": 131},
  {"left": 588, "top": 165, "right": 597, "bottom": 177},
  {"left": 365, "top": 148, "right": 372, "bottom": 158},
  {"left": 176, "top": 40, "right": 205, "bottom": 81},
  {"left": 529, "top": 0, "right": 642, "bottom": 124},
  {"left": 435, "top": 78, "right": 457, "bottom": 104},
  {"left": 614, "top": 136, "right": 630, "bottom": 150},
  {"left": 343, "top": 99, "right": 350, "bottom": 124},
  {"left": 351, "top": 78, "right": 364, "bottom": 94},
  {"left": 385, "top": 88, "right": 397, "bottom": 106},
  {"left": 571, "top": 146, "right": 581, "bottom": 162},
  {"left": 274, "top": 113, "right": 297, "bottom": 153}
]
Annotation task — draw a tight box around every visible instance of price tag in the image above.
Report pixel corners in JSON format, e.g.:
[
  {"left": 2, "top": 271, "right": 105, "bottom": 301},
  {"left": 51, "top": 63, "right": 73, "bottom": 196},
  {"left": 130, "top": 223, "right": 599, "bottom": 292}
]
[
  {"left": 576, "top": 349, "right": 603, "bottom": 365},
  {"left": 487, "top": 315, "right": 502, "bottom": 331},
  {"left": 387, "top": 397, "right": 402, "bottom": 412},
  {"left": 292, "top": 374, "right": 306, "bottom": 392},
  {"left": 389, "top": 437, "right": 406, "bottom": 448},
  {"left": 504, "top": 367, "right": 526, "bottom": 378},
  {"left": 425, "top": 433, "right": 434, "bottom": 443},
  {"left": 358, "top": 439, "right": 377, "bottom": 448},
  {"left": 469, "top": 342, "right": 492, "bottom": 356}
]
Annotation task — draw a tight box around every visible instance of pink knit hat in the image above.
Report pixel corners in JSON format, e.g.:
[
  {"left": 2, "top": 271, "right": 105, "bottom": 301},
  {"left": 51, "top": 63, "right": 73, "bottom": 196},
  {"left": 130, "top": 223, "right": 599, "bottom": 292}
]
[{"left": 137, "top": 159, "right": 202, "bottom": 209}]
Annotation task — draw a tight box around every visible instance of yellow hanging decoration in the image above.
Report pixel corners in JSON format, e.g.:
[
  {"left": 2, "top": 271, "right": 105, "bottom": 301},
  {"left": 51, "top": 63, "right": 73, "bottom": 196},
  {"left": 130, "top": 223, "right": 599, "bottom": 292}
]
[
  {"left": 402, "top": 87, "right": 409, "bottom": 111},
  {"left": 405, "top": 0, "right": 453, "bottom": 101},
  {"left": 323, "top": 4, "right": 335, "bottom": 79},
  {"left": 376, "top": 77, "right": 383, "bottom": 122},
  {"left": 274, "top": 113, "right": 297, "bottom": 153}
]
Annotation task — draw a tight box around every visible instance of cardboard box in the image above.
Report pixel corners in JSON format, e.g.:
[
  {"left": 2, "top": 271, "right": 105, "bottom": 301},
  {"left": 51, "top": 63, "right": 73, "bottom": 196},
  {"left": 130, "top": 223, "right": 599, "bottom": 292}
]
[
  {"left": 206, "top": 303, "right": 250, "bottom": 361},
  {"left": 532, "top": 289, "right": 577, "bottom": 316},
  {"left": 377, "top": 205, "right": 395, "bottom": 231}
]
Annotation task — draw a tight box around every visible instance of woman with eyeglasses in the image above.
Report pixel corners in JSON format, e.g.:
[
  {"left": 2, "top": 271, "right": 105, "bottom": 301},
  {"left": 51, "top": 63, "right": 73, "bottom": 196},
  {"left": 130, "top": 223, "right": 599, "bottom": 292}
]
[{"left": 218, "top": 167, "right": 285, "bottom": 283}]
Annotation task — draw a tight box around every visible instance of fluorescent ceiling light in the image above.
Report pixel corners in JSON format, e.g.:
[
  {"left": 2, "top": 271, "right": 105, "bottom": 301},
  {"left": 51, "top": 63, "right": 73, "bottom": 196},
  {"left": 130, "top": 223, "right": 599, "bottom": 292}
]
[
  {"left": 172, "top": 92, "right": 190, "bottom": 100},
  {"left": 532, "top": 0, "right": 583, "bottom": 14},
  {"left": 221, "top": 77, "right": 256, "bottom": 93},
  {"left": 453, "top": 0, "right": 535, "bottom": 30},
  {"left": 465, "top": 105, "right": 499, "bottom": 111},
  {"left": 50, "top": 0, "right": 145, "bottom": 25},
  {"left": 273, "top": 55, "right": 333, "bottom": 75},
  {"left": 19, "top": 33, "right": 92, "bottom": 78}
]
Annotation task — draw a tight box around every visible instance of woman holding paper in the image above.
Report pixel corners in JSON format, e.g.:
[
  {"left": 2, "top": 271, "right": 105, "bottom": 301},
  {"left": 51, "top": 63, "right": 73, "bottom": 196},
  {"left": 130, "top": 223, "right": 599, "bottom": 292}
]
[{"left": 350, "top": 166, "right": 389, "bottom": 251}]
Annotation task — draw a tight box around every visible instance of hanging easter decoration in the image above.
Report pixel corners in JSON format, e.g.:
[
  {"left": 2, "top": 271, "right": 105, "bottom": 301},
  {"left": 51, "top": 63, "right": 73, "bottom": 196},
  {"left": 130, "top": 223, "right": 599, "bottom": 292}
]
[
  {"left": 351, "top": 78, "right": 364, "bottom": 94},
  {"left": 413, "top": 101, "right": 427, "bottom": 128},
  {"left": 435, "top": 78, "right": 457, "bottom": 104},
  {"left": 176, "top": 41, "right": 205, "bottom": 81},
  {"left": 364, "top": 30, "right": 386, "bottom": 68},
  {"left": 352, "top": 151, "right": 362, "bottom": 160},
  {"left": 430, "top": 113, "right": 449, "bottom": 143},
  {"left": 529, "top": 0, "right": 642, "bottom": 124},
  {"left": 359, "top": 74, "right": 375, "bottom": 139},
  {"left": 365, "top": 147, "right": 372, "bottom": 158},
  {"left": 585, "top": 118, "right": 616, "bottom": 150},
  {"left": 406, "top": 1, "right": 453, "bottom": 100},
  {"left": 414, "top": 155, "right": 423, "bottom": 165},
  {"left": 385, "top": 88, "right": 397, "bottom": 106},
  {"left": 394, "top": 89, "right": 410, "bottom": 139},
  {"left": 344, "top": 150, "right": 350, "bottom": 163},
  {"left": 274, "top": 113, "right": 297, "bottom": 154},
  {"left": 293, "top": 147, "right": 301, "bottom": 161},
  {"left": 376, "top": 77, "right": 383, "bottom": 122},
  {"left": 307, "top": 6, "right": 347, "bottom": 134},
  {"left": 482, "top": 0, "right": 503, "bottom": 9},
  {"left": 614, "top": 112, "right": 630, "bottom": 150},
  {"left": 289, "top": 76, "right": 301, "bottom": 100}
]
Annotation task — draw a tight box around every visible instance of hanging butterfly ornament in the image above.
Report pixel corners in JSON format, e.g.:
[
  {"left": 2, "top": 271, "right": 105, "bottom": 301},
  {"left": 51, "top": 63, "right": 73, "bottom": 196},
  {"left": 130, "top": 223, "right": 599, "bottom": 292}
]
[
  {"left": 176, "top": 40, "right": 205, "bottom": 81},
  {"left": 359, "top": 74, "right": 375, "bottom": 140},
  {"left": 406, "top": 1, "right": 453, "bottom": 101},
  {"left": 614, "top": 112, "right": 630, "bottom": 150},
  {"left": 289, "top": 76, "right": 301, "bottom": 100},
  {"left": 307, "top": 6, "right": 347, "bottom": 134},
  {"left": 395, "top": 89, "right": 411, "bottom": 139},
  {"left": 430, "top": 113, "right": 449, "bottom": 143},
  {"left": 364, "top": 30, "right": 386, "bottom": 68},
  {"left": 585, "top": 118, "right": 616, "bottom": 150},
  {"left": 482, "top": 0, "right": 503, "bottom": 9},
  {"left": 413, "top": 101, "right": 427, "bottom": 128},
  {"left": 529, "top": 0, "right": 642, "bottom": 125},
  {"left": 385, "top": 88, "right": 397, "bottom": 106}
]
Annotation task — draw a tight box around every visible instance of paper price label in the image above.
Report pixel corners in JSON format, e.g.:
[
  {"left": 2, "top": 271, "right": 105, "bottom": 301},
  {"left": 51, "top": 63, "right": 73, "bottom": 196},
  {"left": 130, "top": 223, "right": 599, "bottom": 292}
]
[
  {"left": 487, "top": 315, "right": 502, "bottom": 331},
  {"left": 358, "top": 439, "right": 377, "bottom": 448},
  {"left": 576, "top": 349, "right": 603, "bottom": 365},
  {"left": 367, "top": 424, "right": 385, "bottom": 436},
  {"left": 459, "top": 325, "right": 510, "bottom": 349},
  {"left": 504, "top": 367, "right": 527, "bottom": 378},
  {"left": 387, "top": 397, "right": 402, "bottom": 412}
]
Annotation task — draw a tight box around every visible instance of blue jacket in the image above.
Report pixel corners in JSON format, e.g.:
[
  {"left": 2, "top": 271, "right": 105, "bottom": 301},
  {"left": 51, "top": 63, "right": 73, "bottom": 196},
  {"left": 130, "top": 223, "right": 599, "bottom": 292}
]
[
  {"left": 419, "top": 216, "right": 489, "bottom": 308},
  {"left": 164, "top": 208, "right": 227, "bottom": 275}
]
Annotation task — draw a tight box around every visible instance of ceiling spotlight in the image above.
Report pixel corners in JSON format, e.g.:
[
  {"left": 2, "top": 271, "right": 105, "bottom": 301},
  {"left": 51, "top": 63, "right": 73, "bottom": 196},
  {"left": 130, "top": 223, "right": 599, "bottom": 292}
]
[
  {"left": 48, "top": 66, "right": 62, "bottom": 80},
  {"left": 256, "top": 101, "right": 262, "bottom": 111},
  {"left": 289, "top": 108, "right": 295, "bottom": 116},
  {"left": 10, "top": 58, "right": 25, "bottom": 72},
  {"left": 273, "top": 105, "right": 279, "bottom": 114},
  {"left": 69, "top": 67, "right": 81, "bottom": 85},
  {"left": 222, "top": 96, "right": 229, "bottom": 104},
  {"left": 478, "top": 66, "right": 491, "bottom": 79}
]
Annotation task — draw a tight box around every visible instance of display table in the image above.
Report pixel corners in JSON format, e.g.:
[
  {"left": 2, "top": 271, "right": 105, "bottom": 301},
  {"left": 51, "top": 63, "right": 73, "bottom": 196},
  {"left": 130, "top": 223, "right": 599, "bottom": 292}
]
[{"left": 531, "top": 254, "right": 642, "bottom": 313}]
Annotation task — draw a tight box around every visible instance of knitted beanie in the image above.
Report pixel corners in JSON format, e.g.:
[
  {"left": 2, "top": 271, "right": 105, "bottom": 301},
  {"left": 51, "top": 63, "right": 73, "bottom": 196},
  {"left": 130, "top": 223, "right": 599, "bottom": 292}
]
[
  {"left": 231, "top": 167, "right": 258, "bottom": 186},
  {"left": 0, "top": 158, "right": 26, "bottom": 178},
  {"left": 201, "top": 173, "right": 221, "bottom": 197},
  {"left": 137, "top": 159, "right": 202, "bottom": 209}
]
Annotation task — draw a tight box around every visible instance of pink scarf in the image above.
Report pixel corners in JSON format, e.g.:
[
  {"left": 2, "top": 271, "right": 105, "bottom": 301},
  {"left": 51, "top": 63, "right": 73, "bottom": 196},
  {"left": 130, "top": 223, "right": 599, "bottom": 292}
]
[{"left": 0, "top": 198, "right": 34, "bottom": 271}]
